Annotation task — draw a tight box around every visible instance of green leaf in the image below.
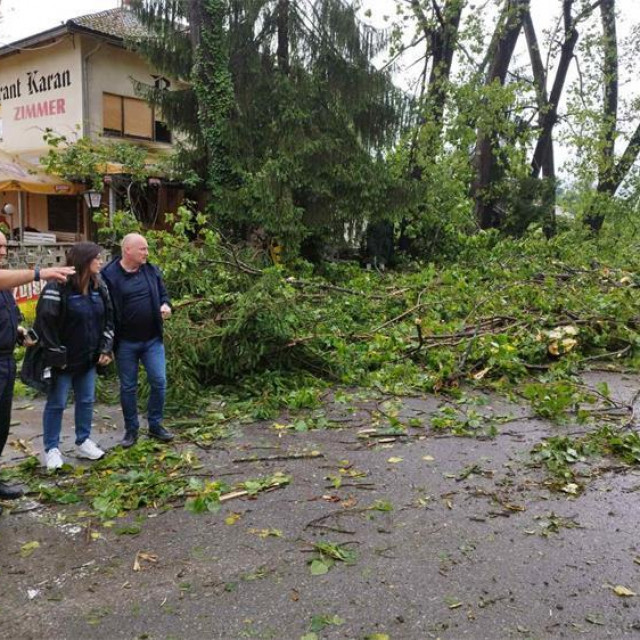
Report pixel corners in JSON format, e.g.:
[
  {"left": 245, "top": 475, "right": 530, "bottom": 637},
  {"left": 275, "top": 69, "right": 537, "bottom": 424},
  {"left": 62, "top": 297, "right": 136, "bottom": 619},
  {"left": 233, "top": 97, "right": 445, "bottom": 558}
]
[
  {"left": 309, "top": 559, "right": 330, "bottom": 576},
  {"left": 115, "top": 525, "right": 142, "bottom": 536},
  {"left": 20, "top": 541, "right": 40, "bottom": 558},
  {"left": 310, "top": 614, "right": 344, "bottom": 632},
  {"left": 369, "top": 499, "right": 393, "bottom": 512}
]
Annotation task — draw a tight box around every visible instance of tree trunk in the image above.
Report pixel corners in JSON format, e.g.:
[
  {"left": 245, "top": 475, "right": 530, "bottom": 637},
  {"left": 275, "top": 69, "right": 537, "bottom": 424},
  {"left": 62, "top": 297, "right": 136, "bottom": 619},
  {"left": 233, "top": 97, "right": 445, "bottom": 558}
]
[
  {"left": 524, "top": 8, "right": 552, "bottom": 177},
  {"left": 277, "top": 0, "right": 290, "bottom": 75},
  {"left": 529, "top": 0, "right": 577, "bottom": 180},
  {"left": 603, "top": 121, "right": 640, "bottom": 195},
  {"left": 406, "top": 1, "right": 464, "bottom": 181},
  {"left": 523, "top": 6, "right": 557, "bottom": 236},
  {"left": 589, "top": 1, "right": 640, "bottom": 200},
  {"left": 587, "top": 0, "right": 619, "bottom": 231},
  {"left": 192, "top": 0, "right": 235, "bottom": 199},
  {"left": 473, "top": 0, "right": 529, "bottom": 229},
  {"left": 597, "top": 0, "right": 618, "bottom": 190},
  {"left": 188, "top": 0, "right": 204, "bottom": 50},
  {"left": 425, "top": 0, "right": 465, "bottom": 145}
]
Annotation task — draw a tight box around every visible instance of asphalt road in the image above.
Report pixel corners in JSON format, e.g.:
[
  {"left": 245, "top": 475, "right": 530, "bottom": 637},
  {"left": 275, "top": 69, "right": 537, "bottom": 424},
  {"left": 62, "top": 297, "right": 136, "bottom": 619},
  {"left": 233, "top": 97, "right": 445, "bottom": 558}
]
[{"left": 1, "top": 371, "right": 639, "bottom": 640}]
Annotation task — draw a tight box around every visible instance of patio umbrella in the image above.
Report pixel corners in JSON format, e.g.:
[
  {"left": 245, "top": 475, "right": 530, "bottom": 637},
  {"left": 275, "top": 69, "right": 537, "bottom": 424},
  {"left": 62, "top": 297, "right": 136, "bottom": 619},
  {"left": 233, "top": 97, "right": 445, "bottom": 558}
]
[{"left": 0, "top": 150, "right": 80, "bottom": 195}]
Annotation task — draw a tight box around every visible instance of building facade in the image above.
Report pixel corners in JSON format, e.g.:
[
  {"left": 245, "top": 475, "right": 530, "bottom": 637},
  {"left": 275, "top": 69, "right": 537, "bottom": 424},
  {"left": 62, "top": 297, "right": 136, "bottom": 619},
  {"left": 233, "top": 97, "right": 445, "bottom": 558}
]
[{"left": 0, "top": 7, "right": 184, "bottom": 243}]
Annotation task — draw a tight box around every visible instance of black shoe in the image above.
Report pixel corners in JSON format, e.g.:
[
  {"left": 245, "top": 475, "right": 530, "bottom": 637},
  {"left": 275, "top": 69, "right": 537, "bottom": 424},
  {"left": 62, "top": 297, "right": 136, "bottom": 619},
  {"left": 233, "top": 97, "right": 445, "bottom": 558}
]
[
  {"left": 0, "top": 482, "right": 23, "bottom": 500},
  {"left": 148, "top": 426, "right": 174, "bottom": 442},
  {"left": 121, "top": 431, "right": 138, "bottom": 448}
]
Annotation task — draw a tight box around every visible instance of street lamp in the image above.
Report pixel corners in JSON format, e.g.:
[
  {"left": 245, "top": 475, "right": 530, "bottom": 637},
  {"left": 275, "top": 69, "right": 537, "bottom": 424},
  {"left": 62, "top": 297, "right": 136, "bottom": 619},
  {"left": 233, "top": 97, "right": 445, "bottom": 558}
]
[{"left": 1, "top": 203, "right": 16, "bottom": 217}]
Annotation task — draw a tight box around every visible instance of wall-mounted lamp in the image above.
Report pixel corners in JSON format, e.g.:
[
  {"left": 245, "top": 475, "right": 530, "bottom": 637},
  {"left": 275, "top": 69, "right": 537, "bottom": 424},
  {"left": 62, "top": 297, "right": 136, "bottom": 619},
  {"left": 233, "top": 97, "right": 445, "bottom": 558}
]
[{"left": 83, "top": 190, "right": 103, "bottom": 212}]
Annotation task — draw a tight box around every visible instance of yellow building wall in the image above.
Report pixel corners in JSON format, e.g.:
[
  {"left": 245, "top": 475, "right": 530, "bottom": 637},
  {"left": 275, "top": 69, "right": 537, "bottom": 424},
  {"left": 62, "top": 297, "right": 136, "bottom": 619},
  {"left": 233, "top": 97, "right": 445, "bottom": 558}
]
[
  {"left": 0, "top": 30, "right": 184, "bottom": 239},
  {"left": 0, "top": 32, "right": 183, "bottom": 160},
  {"left": 85, "top": 38, "right": 185, "bottom": 149},
  {"left": 25, "top": 194, "right": 48, "bottom": 230},
  {"left": 0, "top": 36, "right": 83, "bottom": 159}
]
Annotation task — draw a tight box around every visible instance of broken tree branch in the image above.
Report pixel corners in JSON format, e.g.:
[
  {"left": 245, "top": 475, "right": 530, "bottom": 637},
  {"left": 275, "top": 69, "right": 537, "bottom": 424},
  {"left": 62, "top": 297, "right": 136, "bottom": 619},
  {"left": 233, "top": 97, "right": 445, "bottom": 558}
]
[{"left": 232, "top": 451, "right": 324, "bottom": 463}]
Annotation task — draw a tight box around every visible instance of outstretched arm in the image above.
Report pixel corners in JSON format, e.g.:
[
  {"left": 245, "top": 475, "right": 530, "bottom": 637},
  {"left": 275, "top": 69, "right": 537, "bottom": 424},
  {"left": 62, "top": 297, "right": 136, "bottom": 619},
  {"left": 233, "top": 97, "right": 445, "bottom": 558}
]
[{"left": 0, "top": 266, "right": 75, "bottom": 291}]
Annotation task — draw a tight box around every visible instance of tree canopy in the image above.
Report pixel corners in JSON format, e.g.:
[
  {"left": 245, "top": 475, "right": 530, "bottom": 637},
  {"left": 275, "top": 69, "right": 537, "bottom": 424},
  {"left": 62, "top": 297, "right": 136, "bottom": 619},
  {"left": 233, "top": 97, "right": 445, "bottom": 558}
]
[
  {"left": 44, "top": 1, "right": 640, "bottom": 253},
  {"left": 126, "top": 0, "right": 413, "bottom": 255}
]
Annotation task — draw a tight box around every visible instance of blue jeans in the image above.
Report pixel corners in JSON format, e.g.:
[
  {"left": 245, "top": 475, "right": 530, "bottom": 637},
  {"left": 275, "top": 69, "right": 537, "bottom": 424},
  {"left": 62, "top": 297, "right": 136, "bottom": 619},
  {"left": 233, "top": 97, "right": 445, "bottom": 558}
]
[
  {"left": 43, "top": 367, "right": 96, "bottom": 452},
  {"left": 116, "top": 338, "right": 166, "bottom": 434}
]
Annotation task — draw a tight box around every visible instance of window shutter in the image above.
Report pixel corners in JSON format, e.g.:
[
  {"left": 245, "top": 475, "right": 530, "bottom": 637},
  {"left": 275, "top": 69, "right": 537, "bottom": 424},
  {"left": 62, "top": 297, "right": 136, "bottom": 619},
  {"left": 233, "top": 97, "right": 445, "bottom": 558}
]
[
  {"left": 103, "top": 94, "right": 122, "bottom": 133},
  {"left": 123, "top": 97, "right": 153, "bottom": 139}
]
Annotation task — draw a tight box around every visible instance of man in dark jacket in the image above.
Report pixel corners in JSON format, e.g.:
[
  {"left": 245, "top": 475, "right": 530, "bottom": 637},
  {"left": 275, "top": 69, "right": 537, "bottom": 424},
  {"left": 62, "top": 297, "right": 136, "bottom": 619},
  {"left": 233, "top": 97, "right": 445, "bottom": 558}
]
[
  {"left": 0, "top": 231, "right": 74, "bottom": 513},
  {"left": 101, "top": 233, "right": 174, "bottom": 448}
]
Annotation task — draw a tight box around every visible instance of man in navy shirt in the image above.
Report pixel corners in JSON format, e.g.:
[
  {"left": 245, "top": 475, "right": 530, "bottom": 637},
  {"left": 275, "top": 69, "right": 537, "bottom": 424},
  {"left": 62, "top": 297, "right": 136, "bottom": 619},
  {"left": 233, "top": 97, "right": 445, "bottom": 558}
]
[
  {"left": 0, "top": 231, "right": 74, "bottom": 514},
  {"left": 102, "top": 233, "right": 174, "bottom": 448}
]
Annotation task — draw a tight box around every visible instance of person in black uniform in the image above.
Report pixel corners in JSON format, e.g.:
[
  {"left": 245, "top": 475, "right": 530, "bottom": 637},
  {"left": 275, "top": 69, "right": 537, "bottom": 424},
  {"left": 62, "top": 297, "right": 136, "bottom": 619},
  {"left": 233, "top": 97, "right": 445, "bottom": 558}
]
[{"left": 0, "top": 231, "right": 75, "bottom": 513}]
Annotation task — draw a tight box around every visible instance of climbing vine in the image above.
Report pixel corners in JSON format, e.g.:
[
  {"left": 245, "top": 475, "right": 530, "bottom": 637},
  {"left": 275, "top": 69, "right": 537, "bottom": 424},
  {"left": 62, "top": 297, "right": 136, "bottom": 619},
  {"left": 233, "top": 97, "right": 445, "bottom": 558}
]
[{"left": 192, "top": 0, "right": 235, "bottom": 200}]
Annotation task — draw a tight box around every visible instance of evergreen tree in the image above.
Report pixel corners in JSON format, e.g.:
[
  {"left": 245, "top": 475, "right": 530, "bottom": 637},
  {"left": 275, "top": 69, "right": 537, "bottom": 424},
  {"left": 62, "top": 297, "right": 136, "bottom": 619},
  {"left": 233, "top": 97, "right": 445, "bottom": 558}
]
[{"left": 128, "top": 0, "right": 412, "bottom": 254}]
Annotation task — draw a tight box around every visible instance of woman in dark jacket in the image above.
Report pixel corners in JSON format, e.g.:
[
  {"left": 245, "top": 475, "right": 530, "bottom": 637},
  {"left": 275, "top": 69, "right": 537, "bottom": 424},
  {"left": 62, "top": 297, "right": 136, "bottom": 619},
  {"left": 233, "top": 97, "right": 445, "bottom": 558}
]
[{"left": 34, "top": 242, "right": 114, "bottom": 470}]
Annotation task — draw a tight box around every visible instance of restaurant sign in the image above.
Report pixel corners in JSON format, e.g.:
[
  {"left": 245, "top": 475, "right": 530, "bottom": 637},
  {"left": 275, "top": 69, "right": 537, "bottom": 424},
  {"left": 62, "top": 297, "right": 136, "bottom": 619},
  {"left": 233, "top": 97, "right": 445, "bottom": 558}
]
[{"left": 0, "top": 68, "right": 72, "bottom": 122}]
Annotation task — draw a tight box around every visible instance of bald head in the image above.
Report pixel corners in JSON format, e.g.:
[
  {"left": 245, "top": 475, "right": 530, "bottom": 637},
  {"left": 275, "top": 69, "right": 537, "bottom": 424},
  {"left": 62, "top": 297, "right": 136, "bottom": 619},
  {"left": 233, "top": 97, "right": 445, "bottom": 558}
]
[
  {"left": 122, "top": 233, "right": 146, "bottom": 250},
  {"left": 120, "top": 233, "right": 149, "bottom": 271}
]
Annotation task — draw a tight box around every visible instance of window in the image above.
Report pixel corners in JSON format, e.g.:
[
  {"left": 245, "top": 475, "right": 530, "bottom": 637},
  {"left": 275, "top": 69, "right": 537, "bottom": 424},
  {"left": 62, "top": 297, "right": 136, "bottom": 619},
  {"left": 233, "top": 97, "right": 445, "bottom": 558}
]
[
  {"left": 103, "top": 93, "right": 123, "bottom": 136},
  {"left": 48, "top": 196, "right": 79, "bottom": 232},
  {"left": 155, "top": 120, "right": 171, "bottom": 143},
  {"left": 103, "top": 93, "right": 171, "bottom": 143}
]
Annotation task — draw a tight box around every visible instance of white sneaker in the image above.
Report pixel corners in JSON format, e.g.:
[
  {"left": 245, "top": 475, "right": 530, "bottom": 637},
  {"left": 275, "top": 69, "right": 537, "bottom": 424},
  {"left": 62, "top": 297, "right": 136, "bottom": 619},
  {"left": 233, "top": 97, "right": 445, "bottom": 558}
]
[
  {"left": 45, "top": 448, "right": 64, "bottom": 471},
  {"left": 76, "top": 439, "right": 105, "bottom": 460}
]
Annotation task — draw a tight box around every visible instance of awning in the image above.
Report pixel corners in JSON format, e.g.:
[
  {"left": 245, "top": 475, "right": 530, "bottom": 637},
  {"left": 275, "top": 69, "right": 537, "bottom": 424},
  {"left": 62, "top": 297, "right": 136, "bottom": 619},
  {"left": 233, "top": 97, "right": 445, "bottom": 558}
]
[
  {"left": 0, "top": 150, "right": 81, "bottom": 195},
  {"left": 96, "top": 150, "right": 168, "bottom": 177}
]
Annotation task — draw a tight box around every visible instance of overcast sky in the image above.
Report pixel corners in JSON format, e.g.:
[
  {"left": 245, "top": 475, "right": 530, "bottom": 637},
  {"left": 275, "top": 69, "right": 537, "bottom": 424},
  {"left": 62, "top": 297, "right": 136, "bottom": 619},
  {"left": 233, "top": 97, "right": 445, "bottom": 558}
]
[
  {"left": 0, "top": 0, "right": 121, "bottom": 42},
  {"left": 2, "top": 1, "right": 638, "bottom": 66},
  {"left": 1, "top": 0, "right": 638, "bottom": 167}
]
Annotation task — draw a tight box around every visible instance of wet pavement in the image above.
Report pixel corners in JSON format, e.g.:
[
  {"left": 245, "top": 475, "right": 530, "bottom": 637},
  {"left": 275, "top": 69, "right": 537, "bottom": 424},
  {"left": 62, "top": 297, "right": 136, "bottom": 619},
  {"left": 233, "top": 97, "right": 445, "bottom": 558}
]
[{"left": 1, "top": 372, "right": 640, "bottom": 640}]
